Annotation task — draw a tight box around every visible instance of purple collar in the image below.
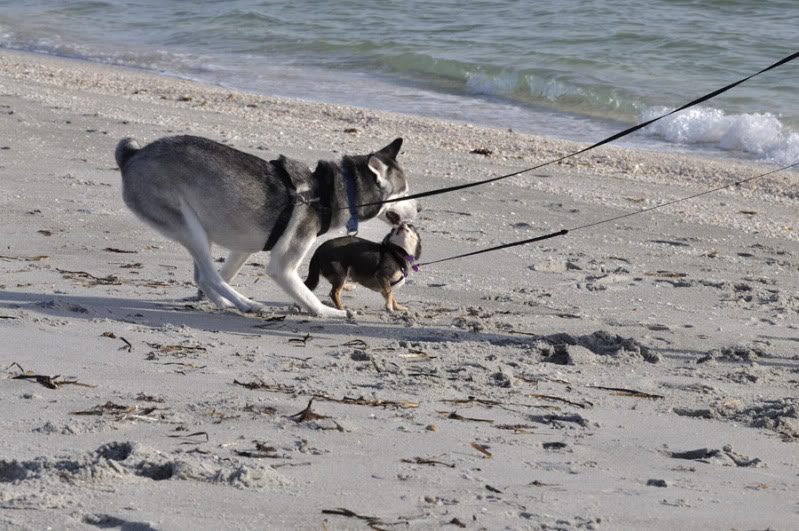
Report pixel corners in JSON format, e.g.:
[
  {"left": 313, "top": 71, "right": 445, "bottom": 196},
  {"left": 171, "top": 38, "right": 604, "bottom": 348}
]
[{"left": 392, "top": 254, "right": 419, "bottom": 287}]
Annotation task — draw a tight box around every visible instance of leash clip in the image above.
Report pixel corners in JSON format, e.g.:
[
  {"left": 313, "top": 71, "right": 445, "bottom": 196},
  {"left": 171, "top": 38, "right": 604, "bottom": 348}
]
[{"left": 346, "top": 217, "right": 359, "bottom": 236}]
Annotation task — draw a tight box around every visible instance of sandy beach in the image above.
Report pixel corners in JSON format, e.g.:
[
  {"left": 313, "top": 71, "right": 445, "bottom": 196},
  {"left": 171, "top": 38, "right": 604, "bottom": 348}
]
[{"left": 1, "top": 48, "right": 799, "bottom": 530}]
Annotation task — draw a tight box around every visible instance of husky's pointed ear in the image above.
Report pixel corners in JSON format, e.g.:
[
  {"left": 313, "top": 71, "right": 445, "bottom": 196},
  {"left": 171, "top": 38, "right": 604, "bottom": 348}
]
[
  {"left": 368, "top": 155, "right": 389, "bottom": 187},
  {"left": 376, "top": 138, "right": 403, "bottom": 160}
]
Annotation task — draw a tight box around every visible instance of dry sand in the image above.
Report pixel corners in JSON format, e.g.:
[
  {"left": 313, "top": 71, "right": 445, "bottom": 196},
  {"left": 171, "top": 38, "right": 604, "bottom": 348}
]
[{"left": 1, "top": 48, "right": 799, "bottom": 530}]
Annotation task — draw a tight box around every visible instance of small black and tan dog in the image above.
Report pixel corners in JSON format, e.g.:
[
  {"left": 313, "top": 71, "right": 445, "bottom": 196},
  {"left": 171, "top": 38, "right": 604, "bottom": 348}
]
[{"left": 304, "top": 222, "right": 421, "bottom": 312}]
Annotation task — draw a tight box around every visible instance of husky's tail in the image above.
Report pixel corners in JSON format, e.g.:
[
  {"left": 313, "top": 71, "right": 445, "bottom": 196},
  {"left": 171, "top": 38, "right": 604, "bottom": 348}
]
[
  {"left": 304, "top": 255, "right": 321, "bottom": 291},
  {"left": 115, "top": 138, "right": 140, "bottom": 170}
]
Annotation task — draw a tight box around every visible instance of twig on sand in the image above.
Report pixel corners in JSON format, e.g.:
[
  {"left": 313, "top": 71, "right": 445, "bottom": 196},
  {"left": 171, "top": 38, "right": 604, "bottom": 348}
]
[
  {"left": 252, "top": 315, "right": 287, "bottom": 328},
  {"left": 0, "top": 254, "right": 49, "bottom": 262},
  {"left": 437, "top": 410, "right": 495, "bottom": 424},
  {"left": 408, "top": 371, "right": 440, "bottom": 379},
  {"left": 325, "top": 396, "right": 419, "bottom": 410},
  {"left": 470, "top": 442, "right": 493, "bottom": 458},
  {"left": 146, "top": 342, "right": 207, "bottom": 355},
  {"left": 9, "top": 365, "right": 96, "bottom": 390},
  {"left": 494, "top": 424, "right": 537, "bottom": 433},
  {"left": 103, "top": 247, "right": 137, "bottom": 254},
  {"left": 70, "top": 401, "right": 137, "bottom": 416},
  {"left": 288, "top": 398, "right": 328, "bottom": 423},
  {"left": 101, "top": 331, "right": 133, "bottom": 351},
  {"left": 57, "top": 268, "right": 123, "bottom": 286},
  {"left": 441, "top": 397, "right": 503, "bottom": 408},
  {"left": 167, "top": 431, "right": 209, "bottom": 442},
  {"left": 527, "top": 393, "right": 593, "bottom": 409},
  {"left": 441, "top": 396, "right": 560, "bottom": 412},
  {"left": 233, "top": 379, "right": 420, "bottom": 409},
  {"left": 234, "top": 441, "right": 289, "bottom": 459},
  {"left": 70, "top": 401, "right": 163, "bottom": 422},
  {"left": 233, "top": 379, "right": 297, "bottom": 393},
  {"left": 322, "top": 508, "right": 408, "bottom": 530},
  {"left": 6, "top": 362, "right": 25, "bottom": 373},
  {"left": 401, "top": 456, "right": 455, "bottom": 468},
  {"left": 338, "top": 339, "right": 368, "bottom": 349},
  {"left": 588, "top": 385, "right": 663, "bottom": 399},
  {"left": 288, "top": 333, "right": 312, "bottom": 346}
]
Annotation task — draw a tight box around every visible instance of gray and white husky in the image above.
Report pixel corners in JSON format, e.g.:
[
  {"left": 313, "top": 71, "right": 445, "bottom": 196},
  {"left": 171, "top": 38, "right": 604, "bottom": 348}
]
[{"left": 115, "top": 135, "right": 418, "bottom": 318}]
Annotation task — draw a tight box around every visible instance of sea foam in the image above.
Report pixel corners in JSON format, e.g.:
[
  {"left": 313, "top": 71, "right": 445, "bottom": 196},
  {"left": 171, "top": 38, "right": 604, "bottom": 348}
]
[{"left": 641, "top": 106, "right": 799, "bottom": 166}]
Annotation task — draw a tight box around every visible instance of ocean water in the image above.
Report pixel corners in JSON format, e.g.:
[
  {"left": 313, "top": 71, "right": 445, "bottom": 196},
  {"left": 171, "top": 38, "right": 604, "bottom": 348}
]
[{"left": 1, "top": 0, "right": 797, "bottom": 165}]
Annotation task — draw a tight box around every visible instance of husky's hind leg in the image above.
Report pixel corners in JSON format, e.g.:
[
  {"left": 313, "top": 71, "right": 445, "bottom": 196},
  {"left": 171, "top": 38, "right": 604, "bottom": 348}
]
[
  {"left": 219, "top": 251, "right": 251, "bottom": 283},
  {"left": 189, "top": 251, "right": 250, "bottom": 304},
  {"left": 185, "top": 261, "right": 209, "bottom": 302},
  {"left": 178, "top": 204, "right": 261, "bottom": 312},
  {"left": 188, "top": 235, "right": 217, "bottom": 303}
]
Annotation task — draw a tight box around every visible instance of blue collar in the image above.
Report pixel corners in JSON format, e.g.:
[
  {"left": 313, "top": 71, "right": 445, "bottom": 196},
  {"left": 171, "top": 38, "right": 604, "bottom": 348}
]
[{"left": 342, "top": 166, "right": 359, "bottom": 235}]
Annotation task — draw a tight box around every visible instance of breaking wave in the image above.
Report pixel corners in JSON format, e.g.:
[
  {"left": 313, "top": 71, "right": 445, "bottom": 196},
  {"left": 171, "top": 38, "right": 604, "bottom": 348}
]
[{"left": 641, "top": 106, "right": 799, "bottom": 165}]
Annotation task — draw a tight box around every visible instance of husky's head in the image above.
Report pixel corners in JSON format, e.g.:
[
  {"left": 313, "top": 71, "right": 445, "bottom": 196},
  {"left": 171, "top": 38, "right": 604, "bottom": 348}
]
[{"left": 366, "top": 138, "right": 420, "bottom": 225}]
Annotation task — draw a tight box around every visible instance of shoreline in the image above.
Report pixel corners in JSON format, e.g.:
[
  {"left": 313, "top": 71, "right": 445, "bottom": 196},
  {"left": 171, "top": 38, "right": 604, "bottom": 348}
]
[
  {"left": 3, "top": 48, "right": 797, "bottom": 173},
  {"left": 2, "top": 47, "right": 799, "bottom": 530}
]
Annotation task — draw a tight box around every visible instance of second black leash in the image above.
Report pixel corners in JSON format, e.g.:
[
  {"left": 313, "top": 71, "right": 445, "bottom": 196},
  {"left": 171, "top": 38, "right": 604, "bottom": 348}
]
[{"left": 416, "top": 161, "right": 799, "bottom": 268}]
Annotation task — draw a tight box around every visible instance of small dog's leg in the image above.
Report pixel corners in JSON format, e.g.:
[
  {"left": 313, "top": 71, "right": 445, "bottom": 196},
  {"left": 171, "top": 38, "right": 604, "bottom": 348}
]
[
  {"left": 381, "top": 284, "right": 407, "bottom": 313},
  {"left": 380, "top": 283, "right": 395, "bottom": 313},
  {"left": 391, "top": 298, "right": 408, "bottom": 313},
  {"left": 330, "top": 284, "right": 345, "bottom": 310}
]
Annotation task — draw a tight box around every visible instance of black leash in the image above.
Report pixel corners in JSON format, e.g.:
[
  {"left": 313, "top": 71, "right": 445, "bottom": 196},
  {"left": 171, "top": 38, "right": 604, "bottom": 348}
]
[
  {"left": 416, "top": 161, "right": 799, "bottom": 267},
  {"left": 418, "top": 229, "right": 569, "bottom": 267},
  {"left": 567, "top": 161, "right": 799, "bottom": 234},
  {"left": 352, "top": 50, "right": 799, "bottom": 210}
]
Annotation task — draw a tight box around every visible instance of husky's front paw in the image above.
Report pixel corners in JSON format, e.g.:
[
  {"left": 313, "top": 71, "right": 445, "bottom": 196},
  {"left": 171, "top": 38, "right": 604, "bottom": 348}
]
[
  {"left": 316, "top": 306, "right": 349, "bottom": 319},
  {"left": 208, "top": 294, "right": 235, "bottom": 310},
  {"left": 237, "top": 300, "right": 263, "bottom": 313}
]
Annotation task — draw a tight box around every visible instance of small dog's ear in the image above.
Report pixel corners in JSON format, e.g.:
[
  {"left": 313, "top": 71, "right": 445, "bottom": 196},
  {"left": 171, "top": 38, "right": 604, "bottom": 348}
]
[
  {"left": 375, "top": 138, "right": 403, "bottom": 160},
  {"left": 368, "top": 156, "right": 389, "bottom": 187}
]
